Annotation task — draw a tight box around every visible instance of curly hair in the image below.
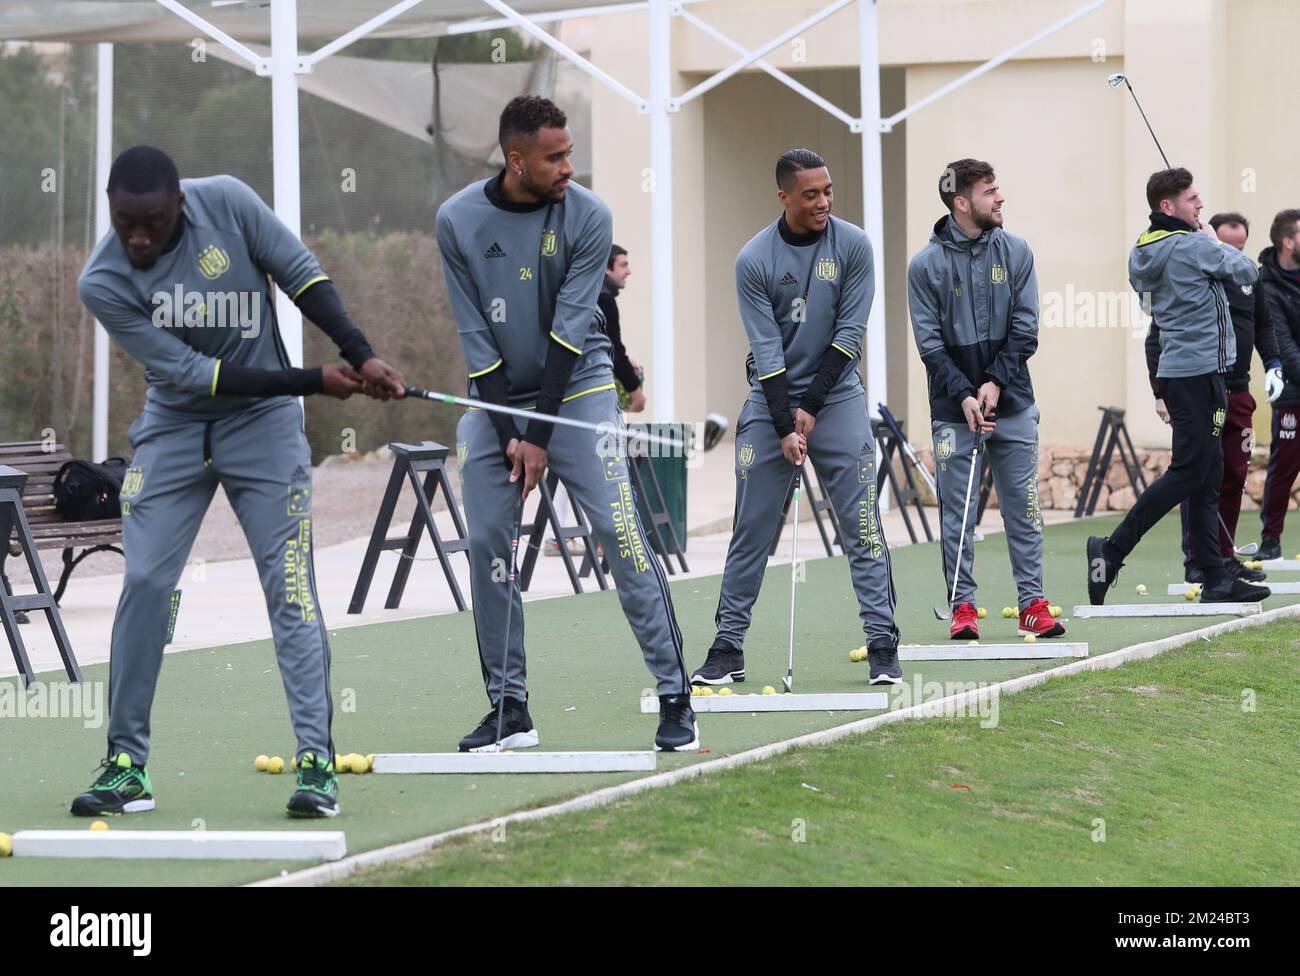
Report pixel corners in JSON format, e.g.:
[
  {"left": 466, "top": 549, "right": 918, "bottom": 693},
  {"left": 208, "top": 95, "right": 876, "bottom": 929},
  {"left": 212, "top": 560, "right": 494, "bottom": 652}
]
[{"left": 499, "top": 96, "right": 568, "bottom": 153}]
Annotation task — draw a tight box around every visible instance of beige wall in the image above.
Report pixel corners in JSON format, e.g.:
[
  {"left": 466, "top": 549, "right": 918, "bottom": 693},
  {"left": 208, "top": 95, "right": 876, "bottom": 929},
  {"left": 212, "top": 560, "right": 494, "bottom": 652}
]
[{"left": 591, "top": 0, "right": 1300, "bottom": 450}]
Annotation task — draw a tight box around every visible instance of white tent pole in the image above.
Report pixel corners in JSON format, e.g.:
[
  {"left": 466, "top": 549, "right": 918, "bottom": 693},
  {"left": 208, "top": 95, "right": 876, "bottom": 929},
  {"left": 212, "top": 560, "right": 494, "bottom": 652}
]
[
  {"left": 92, "top": 42, "right": 112, "bottom": 462},
  {"left": 648, "top": 0, "right": 673, "bottom": 422},
  {"left": 270, "top": 0, "right": 304, "bottom": 368},
  {"left": 859, "top": 0, "right": 885, "bottom": 421},
  {"left": 859, "top": 0, "right": 888, "bottom": 507}
]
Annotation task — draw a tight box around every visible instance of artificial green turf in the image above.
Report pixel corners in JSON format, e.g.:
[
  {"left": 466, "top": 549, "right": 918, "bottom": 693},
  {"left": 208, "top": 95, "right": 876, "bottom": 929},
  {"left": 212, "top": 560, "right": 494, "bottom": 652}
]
[
  {"left": 345, "top": 618, "right": 1300, "bottom": 886},
  {"left": 0, "top": 513, "right": 1293, "bottom": 885}
]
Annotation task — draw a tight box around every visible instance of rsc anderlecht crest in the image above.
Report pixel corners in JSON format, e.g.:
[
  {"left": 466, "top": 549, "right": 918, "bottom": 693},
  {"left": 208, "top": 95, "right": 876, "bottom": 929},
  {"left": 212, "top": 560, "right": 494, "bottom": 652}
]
[
  {"left": 541, "top": 229, "right": 557, "bottom": 257},
  {"left": 197, "top": 244, "right": 230, "bottom": 280},
  {"left": 815, "top": 258, "right": 837, "bottom": 281}
]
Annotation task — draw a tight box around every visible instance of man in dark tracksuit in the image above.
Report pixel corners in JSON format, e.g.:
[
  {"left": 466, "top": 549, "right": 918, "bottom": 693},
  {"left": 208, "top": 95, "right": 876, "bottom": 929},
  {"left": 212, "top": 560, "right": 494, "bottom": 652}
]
[
  {"left": 908, "top": 159, "right": 1063, "bottom": 641},
  {"left": 599, "top": 245, "right": 645, "bottom": 413},
  {"left": 691, "top": 148, "right": 902, "bottom": 687},
  {"left": 1144, "top": 212, "right": 1281, "bottom": 582},
  {"left": 72, "top": 146, "right": 405, "bottom": 819},
  {"left": 1256, "top": 209, "right": 1300, "bottom": 558},
  {"left": 436, "top": 96, "right": 698, "bottom": 752},
  {"left": 1088, "top": 168, "right": 1269, "bottom": 605}
]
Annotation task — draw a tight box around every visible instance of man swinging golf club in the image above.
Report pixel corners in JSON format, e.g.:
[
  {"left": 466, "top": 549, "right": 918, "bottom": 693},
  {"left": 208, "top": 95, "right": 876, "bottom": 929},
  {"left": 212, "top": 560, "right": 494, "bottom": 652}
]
[
  {"left": 436, "top": 96, "right": 698, "bottom": 752},
  {"left": 72, "top": 146, "right": 406, "bottom": 819},
  {"left": 908, "top": 159, "right": 1064, "bottom": 640},
  {"left": 691, "top": 148, "right": 902, "bottom": 688},
  {"left": 1087, "top": 168, "right": 1270, "bottom": 605}
]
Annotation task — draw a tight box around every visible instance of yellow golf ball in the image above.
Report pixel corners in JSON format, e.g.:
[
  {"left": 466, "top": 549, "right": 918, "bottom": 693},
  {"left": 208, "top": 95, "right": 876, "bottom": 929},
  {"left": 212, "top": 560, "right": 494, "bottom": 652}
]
[
  {"left": 0, "top": 832, "right": 11, "bottom": 857},
  {"left": 254, "top": 754, "right": 270, "bottom": 772},
  {"left": 267, "top": 756, "right": 285, "bottom": 774},
  {"left": 89, "top": 820, "right": 109, "bottom": 832},
  {"left": 1136, "top": 584, "right": 1147, "bottom": 595},
  {"left": 1049, "top": 605, "right": 1062, "bottom": 618},
  {"left": 968, "top": 640, "right": 979, "bottom": 646},
  {"left": 977, "top": 607, "right": 987, "bottom": 619},
  {"left": 1001, "top": 607, "right": 1015, "bottom": 618},
  {"left": 1185, "top": 590, "right": 1197, "bottom": 601},
  {"left": 290, "top": 756, "right": 298, "bottom": 772},
  {"left": 698, "top": 687, "right": 715, "bottom": 697},
  {"left": 348, "top": 753, "right": 369, "bottom": 774},
  {"left": 762, "top": 685, "right": 776, "bottom": 695},
  {"left": 1024, "top": 634, "right": 1037, "bottom": 644},
  {"left": 718, "top": 687, "right": 733, "bottom": 697}
]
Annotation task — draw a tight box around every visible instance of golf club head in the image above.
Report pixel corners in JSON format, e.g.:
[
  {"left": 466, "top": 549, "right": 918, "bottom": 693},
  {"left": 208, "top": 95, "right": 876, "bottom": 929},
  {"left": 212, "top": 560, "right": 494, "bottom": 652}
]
[
  {"left": 933, "top": 606, "right": 952, "bottom": 621},
  {"left": 1235, "top": 542, "right": 1259, "bottom": 556},
  {"left": 781, "top": 674, "right": 793, "bottom": 694},
  {"left": 1106, "top": 72, "right": 1126, "bottom": 88},
  {"left": 703, "top": 412, "right": 730, "bottom": 451}
]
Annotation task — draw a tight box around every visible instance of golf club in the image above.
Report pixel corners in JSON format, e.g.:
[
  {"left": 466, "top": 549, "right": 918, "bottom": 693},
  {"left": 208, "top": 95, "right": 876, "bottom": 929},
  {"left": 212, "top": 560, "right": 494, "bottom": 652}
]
[
  {"left": 405, "top": 386, "right": 719, "bottom": 454},
  {"left": 933, "top": 432, "right": 988, "bottom": 621},
  {"left": 487, "top": 487, "right": 526, "bottom": 752},
  {"left": 1218, "top": 512, "right": 1258, "bottom": 557},
  {"left": 783, "top": 467, "right": 802, "bottom": 693},
  {"left": 1107, "top": 72, "right": 1171, "bottom": 168},
  {"left": 877, "top": 403, "right": 938, "bottom": 495}
]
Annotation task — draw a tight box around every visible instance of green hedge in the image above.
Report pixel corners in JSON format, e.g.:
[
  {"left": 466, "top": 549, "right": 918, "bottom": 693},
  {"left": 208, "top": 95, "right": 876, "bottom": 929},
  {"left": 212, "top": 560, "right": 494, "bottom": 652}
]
[{"left": 0, "top": 231, "right": 466, "bottom": 462}]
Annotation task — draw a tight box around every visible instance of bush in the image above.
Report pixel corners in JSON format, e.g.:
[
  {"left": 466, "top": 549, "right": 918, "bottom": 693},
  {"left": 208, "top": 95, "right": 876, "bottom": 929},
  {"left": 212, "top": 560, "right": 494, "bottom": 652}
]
[{"left": 0, "top": 231, "right": 465, "bottom": 462}]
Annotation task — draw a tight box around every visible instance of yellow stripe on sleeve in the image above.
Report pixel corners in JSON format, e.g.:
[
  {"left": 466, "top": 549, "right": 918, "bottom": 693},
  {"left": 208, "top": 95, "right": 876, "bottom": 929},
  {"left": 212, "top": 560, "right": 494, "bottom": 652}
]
[
  {"left": 290, "top": 275, "right": 331, "bottom": 302},
  {"left": 468, "top": 359, "right": 503, "bottom": 379},
  {"left": 549, "top": 331, "right": 582, "bottom": 355},
  {"left": 210, "top": 360, "right": 222, "bottom": 396}
]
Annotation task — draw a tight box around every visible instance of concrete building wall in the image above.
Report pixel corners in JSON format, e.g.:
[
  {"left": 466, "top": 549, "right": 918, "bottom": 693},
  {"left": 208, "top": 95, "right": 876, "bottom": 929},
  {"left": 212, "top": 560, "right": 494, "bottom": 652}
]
[{"left": 590, "top": 0, "right": 1300, "bottom": 452}]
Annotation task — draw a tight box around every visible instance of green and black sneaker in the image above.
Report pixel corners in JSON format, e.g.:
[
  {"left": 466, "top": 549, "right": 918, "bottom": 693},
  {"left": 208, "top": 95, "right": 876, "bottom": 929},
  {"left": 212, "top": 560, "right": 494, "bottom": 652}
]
[
  {"left": 287, "top": 752, "right": 340, "bottom": 818},
  {"left": 70, "top": 752, "right": 156, "bottom": 816}
]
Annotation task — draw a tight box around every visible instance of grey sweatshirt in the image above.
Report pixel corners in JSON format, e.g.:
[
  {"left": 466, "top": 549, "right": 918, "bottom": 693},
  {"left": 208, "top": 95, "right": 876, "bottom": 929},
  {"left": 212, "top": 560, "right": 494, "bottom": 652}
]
[{"left": 1129, "top": 219, "right": 1258, "bottom": 378}]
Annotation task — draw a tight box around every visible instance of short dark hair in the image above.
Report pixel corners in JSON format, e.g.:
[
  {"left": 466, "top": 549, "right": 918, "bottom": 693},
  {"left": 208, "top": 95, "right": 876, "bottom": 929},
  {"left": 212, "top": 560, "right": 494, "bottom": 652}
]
[
  {"left": 939, "top": 159, "right": 995, "bottom": 212},
  {"left": 607, "top": 244, "right": 627, "bottom": 270},
  {"left": 1145, "top": 167, "right": 1194, "bottom": 212},
  {"left": 775, "top": 148, "right": 826, "bottom": 190},
  {"left": 107, "top": 145, "right": 180, "bottom": 196},
  {"left": 498, "top": 96, "right": 567, "bottom": 154},
  {"left": 1208, "top": 212, "right": 1249, "bottom": 235},
  {"left": 1270, "top": 209, "right": 1300, "bottom": 251}
]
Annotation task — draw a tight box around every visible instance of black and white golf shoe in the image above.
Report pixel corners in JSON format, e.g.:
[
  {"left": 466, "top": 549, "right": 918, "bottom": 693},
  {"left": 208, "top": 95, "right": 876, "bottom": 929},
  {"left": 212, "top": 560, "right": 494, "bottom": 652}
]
[
  {"left": 690, "top": 644, "right": 745, "bottom": 686},
  {"left": 458, "top": 698, "right": 539, "bottom": 753},
  {"left": 655, "top": 694, "right": 700, "bottom": 752},
  {"left": 1086, "top": 536, "right": 1125, "bottom": 605},
  {"left": 867, "top": 640, "right": 903, "bottom": 685}
]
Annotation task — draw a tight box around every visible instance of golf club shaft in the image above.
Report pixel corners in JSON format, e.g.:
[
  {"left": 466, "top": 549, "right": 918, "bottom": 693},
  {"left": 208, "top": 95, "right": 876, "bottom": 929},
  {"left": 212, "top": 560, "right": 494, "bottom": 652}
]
[
  {"left": 785, "top": 467, "right": 802, "bottom": 691},
  {"left": 405, "top": 386, "right": 686, "bottom": 450},
  {"left": 1123, "top": 79, "right": 1171, "bottom": 168},
  {"left": 495, "top": 489, "right": 525, "bottom": 748},
  {"left": 948, "top": 437, "right": 984, "bottom": 609}
]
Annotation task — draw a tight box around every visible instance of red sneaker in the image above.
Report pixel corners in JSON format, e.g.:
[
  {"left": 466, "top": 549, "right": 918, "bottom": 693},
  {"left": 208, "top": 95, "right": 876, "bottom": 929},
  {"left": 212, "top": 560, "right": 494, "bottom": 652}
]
[
  {"left": 1019, "top": 597, "right": 1065, "bottom": 638},
  {"left": 949, "top": 602, "right": 979, "bottom": 640}
]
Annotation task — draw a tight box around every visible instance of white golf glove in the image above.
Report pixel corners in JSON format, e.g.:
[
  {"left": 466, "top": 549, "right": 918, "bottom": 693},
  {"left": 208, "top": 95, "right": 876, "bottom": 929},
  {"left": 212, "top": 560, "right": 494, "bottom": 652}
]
[{"left": 1265, "top": 366, "right": 1285, "bottom": 403}]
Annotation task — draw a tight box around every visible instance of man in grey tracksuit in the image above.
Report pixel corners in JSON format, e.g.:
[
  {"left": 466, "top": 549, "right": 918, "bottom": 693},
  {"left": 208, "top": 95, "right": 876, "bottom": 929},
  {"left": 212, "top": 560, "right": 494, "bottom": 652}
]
[
  {"left": 690, "top": 148, "right": 902, "bottom": 687},
  {"left": 436, "top": 96, "right": 697, "bottom": 752},
  {"left": 1088, "top": 167, "right": 1269, "bottom": 605},
  {"left": 71, "top": 146, "right": 405, "bottom": 819},
  {"left": 908, "top": 158, "right": 1062, "bottom": 640}
]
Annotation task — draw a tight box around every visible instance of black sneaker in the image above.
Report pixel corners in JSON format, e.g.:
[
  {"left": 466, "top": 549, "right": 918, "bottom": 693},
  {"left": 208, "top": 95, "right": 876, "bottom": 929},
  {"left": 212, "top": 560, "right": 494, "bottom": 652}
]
[
  {"left": 1257, "top": 535, "right": 1282, "bottom": 561},
  {"left": 690, "top": 644, "right": 745, "bottom": 685},
  {"left": 1086, "top": 536, "right": 1124, "bottom": 606},
  {"left": 867, "top": 640, "right": 903, "bottom": 685},
  {"left": 287, "top": 752, "right": 340, "bottom": 818},
  {"left": 1184, "top": 566, "right": 1205, "bottom": 585},
  {"left": 457, "top": 699, "right": 539, "bottom": 752},
  {"left": 655, "top": 694, "right": 700, "bottom": 752},
  {"left": 1201, "top": 576, "right": 1270, "bottom": 603},
  {"left": 70, "top": 753, "right": 155, "bottom": 816},
  {"left": 1231, "top": 560, "right": 1267, "bottom": 583}
]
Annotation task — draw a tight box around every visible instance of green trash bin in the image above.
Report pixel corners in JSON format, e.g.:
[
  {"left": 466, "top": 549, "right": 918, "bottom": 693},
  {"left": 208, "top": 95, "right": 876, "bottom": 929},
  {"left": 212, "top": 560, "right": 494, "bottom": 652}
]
[{"left": 630, "top": 423, "right": 690, "bottom": 554}]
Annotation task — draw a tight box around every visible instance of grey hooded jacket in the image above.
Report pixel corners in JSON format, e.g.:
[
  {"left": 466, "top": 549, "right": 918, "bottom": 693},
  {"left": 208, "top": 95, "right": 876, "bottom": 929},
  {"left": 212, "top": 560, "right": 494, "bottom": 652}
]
[
  {"left": 907, "top": 215, "right": 1039, "bottom": 425},
  {"left": 1128, "top": 218, "right": 1258, "bottom": 379}
]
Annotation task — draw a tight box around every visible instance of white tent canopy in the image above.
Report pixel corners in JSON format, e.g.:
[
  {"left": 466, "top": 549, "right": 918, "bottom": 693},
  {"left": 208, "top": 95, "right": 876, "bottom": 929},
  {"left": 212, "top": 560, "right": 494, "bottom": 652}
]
[{"left": 1, "top": 0, "right": 1108, "bottom": 461}]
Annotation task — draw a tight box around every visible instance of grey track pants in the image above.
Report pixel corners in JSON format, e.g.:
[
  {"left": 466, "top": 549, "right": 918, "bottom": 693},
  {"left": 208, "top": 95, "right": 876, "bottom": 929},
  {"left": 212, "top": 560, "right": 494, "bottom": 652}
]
[
  {"left": 931, "top": 404, "right": 1045, "bottom": 610},
  {"left": 713, "top": 391, "right": 899, "bottom": 650},
  {"left": 107, "top": 397, "right": 333, "bottom": 765},
  {"left": 456, "top": 388, "right": 691, "bottom": 702}
]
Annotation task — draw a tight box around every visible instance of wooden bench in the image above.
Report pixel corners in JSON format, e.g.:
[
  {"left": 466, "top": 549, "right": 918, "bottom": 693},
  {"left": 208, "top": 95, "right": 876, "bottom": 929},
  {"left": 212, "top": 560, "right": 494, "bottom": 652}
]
[{"left": 0, "top": 441, "right": 124, "bottom": 612}]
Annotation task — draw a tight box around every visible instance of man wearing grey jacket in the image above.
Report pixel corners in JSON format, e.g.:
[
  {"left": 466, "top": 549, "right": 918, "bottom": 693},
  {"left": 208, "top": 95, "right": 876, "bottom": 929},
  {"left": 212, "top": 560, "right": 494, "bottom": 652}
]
[
  {"left": 908, "top": 159, "right": 1063, "bottom": 641},
  {"left": 1088, "top": 168, "right": 1269, "bottom": 605}
]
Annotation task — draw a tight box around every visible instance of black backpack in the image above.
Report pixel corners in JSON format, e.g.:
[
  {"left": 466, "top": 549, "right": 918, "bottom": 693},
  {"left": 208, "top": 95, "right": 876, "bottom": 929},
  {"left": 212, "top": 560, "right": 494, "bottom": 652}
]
[{"left": 53, "top": 457, "right": 129, "bottom": 521}]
